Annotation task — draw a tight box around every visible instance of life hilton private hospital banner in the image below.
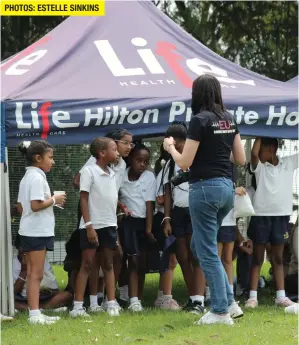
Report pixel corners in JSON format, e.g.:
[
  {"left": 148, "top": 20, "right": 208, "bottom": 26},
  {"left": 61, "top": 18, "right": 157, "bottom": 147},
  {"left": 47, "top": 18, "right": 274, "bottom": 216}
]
[{"left": 1, "top": 1, "right": 298, "bottom": 146}]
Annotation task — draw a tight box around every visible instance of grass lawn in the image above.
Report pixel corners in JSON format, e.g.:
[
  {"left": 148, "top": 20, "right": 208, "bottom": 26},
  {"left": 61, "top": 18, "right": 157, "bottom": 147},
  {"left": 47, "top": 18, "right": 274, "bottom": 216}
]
[{"left": 2, "top": 263, "right": 298, "bottom": 345}]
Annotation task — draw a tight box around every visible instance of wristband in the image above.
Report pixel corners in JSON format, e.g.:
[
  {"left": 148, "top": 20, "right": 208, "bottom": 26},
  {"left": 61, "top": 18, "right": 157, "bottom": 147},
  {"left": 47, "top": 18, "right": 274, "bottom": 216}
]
[
  {"left": 18, "top": 276, "right": 26, "bottom": 282},
  {"left": 52, "top": 196, "right": 56, "bottom": 206},
  {"left": 161, "top": 217, "right": 171, "bottom": 225},
  {"left": 85, "top": 221, "right": 92, "bottom": 227}
]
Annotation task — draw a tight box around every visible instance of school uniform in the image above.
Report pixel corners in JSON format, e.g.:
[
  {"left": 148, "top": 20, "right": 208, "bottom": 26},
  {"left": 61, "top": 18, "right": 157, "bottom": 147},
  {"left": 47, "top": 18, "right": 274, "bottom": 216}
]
[
  {"left": 17, "top": 167, "right": 55, "bottom": 252},
  {"left": 77, "top": 156, "right": 127, "bottom": 227},
  {"left": 248, "top": 154, "right": 298, "bottom": 245},
  {"left": 218, "top": 209, "right": 237, "bottom": 243},
  {"left": 163, "top": 161, "right": 191, "bottom": 238},
  {"left": 13, "top": 256, "right": 58, "bottom": 301},
  {"left": 79, "top": 164, "right": 118, "bottom": 250},
  {"left": 119, "top": 169, "right": 156, "bottom": 256},
  {"left": 79, "top": 156, "right": 126, "bottom": 191}
]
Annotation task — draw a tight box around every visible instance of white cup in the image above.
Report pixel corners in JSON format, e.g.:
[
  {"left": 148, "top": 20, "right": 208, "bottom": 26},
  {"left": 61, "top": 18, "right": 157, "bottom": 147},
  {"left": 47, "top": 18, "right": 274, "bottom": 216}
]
[{"left": 53, "top": 191, "right": 66, "bottom": 209}]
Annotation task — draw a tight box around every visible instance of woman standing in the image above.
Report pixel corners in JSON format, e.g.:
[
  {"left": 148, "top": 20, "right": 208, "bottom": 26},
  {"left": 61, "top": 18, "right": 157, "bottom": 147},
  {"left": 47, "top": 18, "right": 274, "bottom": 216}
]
[{"left": 163, "top": 74, "right": 246, "bottom": 325}]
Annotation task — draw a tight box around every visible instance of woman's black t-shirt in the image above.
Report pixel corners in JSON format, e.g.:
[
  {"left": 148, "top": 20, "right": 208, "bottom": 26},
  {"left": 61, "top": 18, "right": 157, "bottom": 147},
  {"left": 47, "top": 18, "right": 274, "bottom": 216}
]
[{"left": 187, "top": 110, "right": 239, "bottom": 183}]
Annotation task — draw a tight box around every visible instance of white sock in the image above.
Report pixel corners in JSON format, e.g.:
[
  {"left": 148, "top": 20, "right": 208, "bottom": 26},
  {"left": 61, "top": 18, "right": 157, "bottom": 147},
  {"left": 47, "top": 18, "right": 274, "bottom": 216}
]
[
  {"left": 29, "top": 309, "right": 41, "bottom": 318},
  {"left": 90, "top": 295, "right": 99, "bottom": 307},
  {"left": 157, "top": 290, "right": 163, "bottom": 298},
  {"left": 229, "top": 284, "right": 234, "bottom": 294},
  {"left": 107, "top": 300, "right": 115, "bottom": 307},
  {"left": 249, "top": 290, "right": 258, "bottom": 300},
  {"left": 130, "top": 297, "right": 138, "bottom": 304},
  {"left": 119, "top": 285, "right": 129, "bottom": 300},
  {"left": 97, "top": 292, "right": 104, "bottom": 299},
  {"left": 163, "top": 294, "right": 172, "bottom": 300},
  {"left": 73, "top": 301, "right": 84, "bottom": 310},
  {"left": 276, "top": 290, "right": 286, "bottom": 299},
  {"left": 190, "top": 295, "right": 204, "bottom": 304}
]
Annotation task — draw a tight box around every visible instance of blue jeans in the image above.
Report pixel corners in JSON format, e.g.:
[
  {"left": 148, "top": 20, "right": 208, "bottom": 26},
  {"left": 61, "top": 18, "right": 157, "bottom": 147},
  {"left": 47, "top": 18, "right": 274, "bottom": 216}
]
[{"left": 189, "top": 177, "right": 235, "bottom": 314}]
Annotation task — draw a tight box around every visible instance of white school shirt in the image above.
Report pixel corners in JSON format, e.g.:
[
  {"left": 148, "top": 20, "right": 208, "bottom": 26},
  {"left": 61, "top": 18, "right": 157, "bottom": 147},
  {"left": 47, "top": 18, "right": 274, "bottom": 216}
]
[
  {"left": 251, "top": 154, "right": 298, "bottom": 216},
  {"left": 119, "top": 169, "right": 156, "bottom": 218},
  {"left": 18, "top": 167, "right": 54, "bottom": 237},
  {"left": 163, "top": 161, "right": 189, "bottom": 208},
  {"left": 79, "top": 165, "right": 118, "bottom": 229},
  {"left": 79, "top": 156, "right": 126, "bottom": 191},
  {"left": 13, "top": 256, "right": 58, "bottom": 298},
  {"left": 156, "top": 170, "right": 164, "bottom": 213}
]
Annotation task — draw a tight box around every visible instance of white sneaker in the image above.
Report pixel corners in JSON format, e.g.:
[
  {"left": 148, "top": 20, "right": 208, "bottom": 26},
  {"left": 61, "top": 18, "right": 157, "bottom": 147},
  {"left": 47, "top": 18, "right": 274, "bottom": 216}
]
[
  {"left": 102, "top": 299, "right": 122, "bottom": 311},
  {"left": 228, "top": 301, "right": 244, "bottom": 319},
  {"left": 88, "top": 305, "right": 105, "bottom": 313},
  {"left": 107, "top": 302, "right": 120, "bottom": 317},
  {"left": 245, "top": 298, "right": 258, "bottom": 309},
  {"left": 285, "top": 303, "right": 299, "bottom": 314},
  {"left": 1, "top": 313, "right": 14, "bottom": 322},
  {"left": 160, "top": 298, "right": 180, "bottom": 311},
  {"left": 28, "top": 314, "right": 57, "bottom": 325},
  {"left": 70, "top": 307, "right": 90, "bottom": 318},
  {"left": 43, "top": 314, "right": 61, "bottom": 321},
  {"left": 195, "top": 311, "right": 234, "bottom": 326},
  {"left": 275, "top": 297, "right": 295, "bottom": 308},
  {"left": 128, "top": 300, "right": 144, "bottom": 312}
]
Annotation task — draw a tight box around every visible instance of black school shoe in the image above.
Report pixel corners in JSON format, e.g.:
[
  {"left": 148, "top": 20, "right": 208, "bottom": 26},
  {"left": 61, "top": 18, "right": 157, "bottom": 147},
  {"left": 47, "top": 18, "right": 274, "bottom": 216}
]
[
  {"left": 183, "top": 299, "right": 204, "bottom": 315},
  {"left": 117, "top": 298, "right": 129, "bottom": 309}
]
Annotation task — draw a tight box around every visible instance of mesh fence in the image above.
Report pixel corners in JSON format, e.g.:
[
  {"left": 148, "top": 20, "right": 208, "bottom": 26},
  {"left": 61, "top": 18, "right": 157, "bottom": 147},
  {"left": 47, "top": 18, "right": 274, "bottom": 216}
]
[{"left": 8, "top": 139, "right": 298, "bottom": 263}]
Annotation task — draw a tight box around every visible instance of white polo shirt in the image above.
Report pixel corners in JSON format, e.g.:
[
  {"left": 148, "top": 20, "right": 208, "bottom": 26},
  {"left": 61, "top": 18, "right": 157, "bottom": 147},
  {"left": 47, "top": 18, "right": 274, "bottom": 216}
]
[
  {"left": 79, "top": 165, "right": 118, "bottom": 229},
  {"left": 163, "top": 161, "right": 189, "bottom": 208},
  {"left": 80, "top": 155, "right": 126, "bottom": 191},
  {"left": 18, "top": 167, "right": 54, "bottom": 237},
  {"left": 251, "top": 154, "right": 298, "bottom": 216},
  {"left": 156, "top": 170, "right": 164, "bottom": 213},
  {"left": 119, "top": 169, "right": 156, "bottom": 218},
  {"left": 13, "top": 256, "right": 58, "bottom": 297}
]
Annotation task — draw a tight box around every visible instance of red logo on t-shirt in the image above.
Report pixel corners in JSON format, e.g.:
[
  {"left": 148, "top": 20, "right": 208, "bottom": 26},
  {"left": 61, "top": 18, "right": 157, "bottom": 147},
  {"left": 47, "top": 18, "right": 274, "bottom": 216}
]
[{"left": 219, "top": 121, "right": 231, "bottom": 130}]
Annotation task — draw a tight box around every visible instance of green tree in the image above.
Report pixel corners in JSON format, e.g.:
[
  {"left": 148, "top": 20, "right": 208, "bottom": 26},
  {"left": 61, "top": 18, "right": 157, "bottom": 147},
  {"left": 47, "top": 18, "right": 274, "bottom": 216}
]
[
  {"left": 162, "top": 1, "right": 298, "bottom": 81},
  {"left": 1, "top": 16, "right": 66, "bottom": 59}
]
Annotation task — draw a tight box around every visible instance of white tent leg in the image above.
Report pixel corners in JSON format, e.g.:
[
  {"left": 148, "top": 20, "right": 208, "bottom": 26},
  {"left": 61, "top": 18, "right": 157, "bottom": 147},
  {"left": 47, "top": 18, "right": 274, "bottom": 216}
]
[
  {"left": 5, "top": 148, "right": 14, "bottom": 316},
  {"left": 1, "top": 162, "right": 8, "bottom": 315}
]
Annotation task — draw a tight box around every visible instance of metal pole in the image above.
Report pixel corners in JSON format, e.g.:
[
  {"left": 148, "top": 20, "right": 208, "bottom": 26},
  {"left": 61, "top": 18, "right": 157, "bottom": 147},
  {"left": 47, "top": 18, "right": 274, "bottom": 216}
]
[
  {"left": 5, "top": 148, "right": 15, "bottom": 316},
  {"left": 1, "top": 162, "right": 8, "bottom": 315}
]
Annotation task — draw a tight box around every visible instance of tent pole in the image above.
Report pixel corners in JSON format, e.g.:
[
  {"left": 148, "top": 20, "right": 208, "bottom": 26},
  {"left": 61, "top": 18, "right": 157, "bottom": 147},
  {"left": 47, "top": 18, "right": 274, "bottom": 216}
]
[
  {"left": 5, "top": 148, "right": 15, "bottom": 316},
  {"left": 1, "top": 162, "right": 8, "bottom": 315}
]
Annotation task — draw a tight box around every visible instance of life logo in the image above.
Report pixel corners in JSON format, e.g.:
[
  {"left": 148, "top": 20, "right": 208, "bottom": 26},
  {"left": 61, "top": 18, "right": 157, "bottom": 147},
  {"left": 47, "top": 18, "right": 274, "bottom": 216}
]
[
  {"left": 94, "top": 37, "right": 255, "bottom": 88},
  {"left": 2, "top": 36, "right": 255, "bottom": 88}
]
